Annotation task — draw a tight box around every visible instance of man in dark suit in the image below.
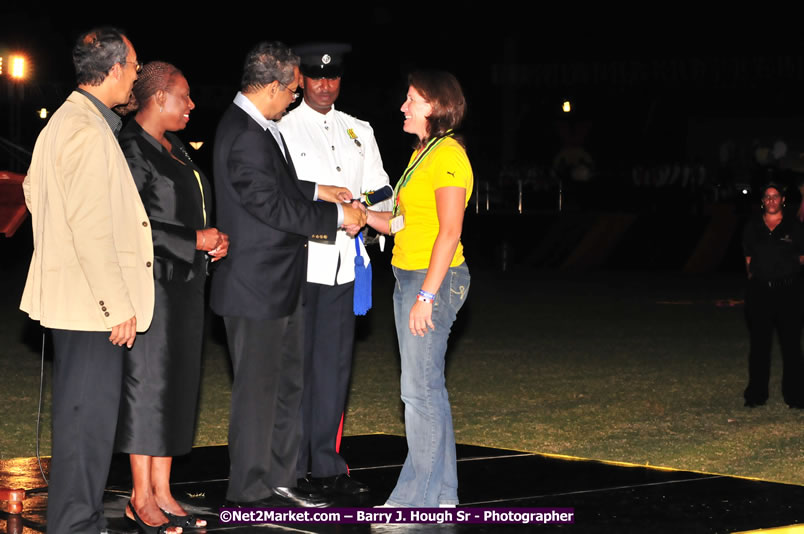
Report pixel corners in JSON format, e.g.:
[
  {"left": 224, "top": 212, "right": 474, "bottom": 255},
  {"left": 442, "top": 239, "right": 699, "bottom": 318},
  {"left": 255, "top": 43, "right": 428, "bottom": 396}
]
[{"left": 210, "top": 41, "right": 366, "bottom": 508}]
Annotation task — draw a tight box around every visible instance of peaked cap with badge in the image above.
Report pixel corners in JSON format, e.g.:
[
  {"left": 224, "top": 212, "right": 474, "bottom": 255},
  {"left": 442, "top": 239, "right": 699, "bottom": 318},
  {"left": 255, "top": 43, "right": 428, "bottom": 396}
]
[{"left": 293, "top": 42, "right": 353, "bottom": 79}]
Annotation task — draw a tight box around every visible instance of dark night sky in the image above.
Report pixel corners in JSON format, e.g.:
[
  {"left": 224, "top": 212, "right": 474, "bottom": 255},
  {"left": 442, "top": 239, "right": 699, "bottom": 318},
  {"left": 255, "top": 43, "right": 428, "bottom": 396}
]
[
  {"left": 3, "top": 8, "right": 804, "bottom": 175},
  {"left": 7, "top": 7, "right": 796, "bottom": 93},
  {"left": 3, "top": 6, "right": 528, "bottom": 171},
  {"left": 4, "top": 8, "right": 793, "bottom": 79}
]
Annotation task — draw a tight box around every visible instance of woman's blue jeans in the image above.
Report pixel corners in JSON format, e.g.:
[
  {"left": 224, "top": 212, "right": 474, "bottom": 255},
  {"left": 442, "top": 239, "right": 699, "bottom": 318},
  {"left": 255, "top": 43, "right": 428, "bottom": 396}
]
[{"left": 387, "top": 262, "right": 470, "bottom": 507}]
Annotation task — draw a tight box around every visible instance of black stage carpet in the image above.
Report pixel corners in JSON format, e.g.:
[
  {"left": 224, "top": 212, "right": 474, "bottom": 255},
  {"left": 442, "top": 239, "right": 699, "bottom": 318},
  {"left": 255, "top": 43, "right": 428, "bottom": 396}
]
[{"left": 1, "top": 434, "right": 802, "bottom": 533}]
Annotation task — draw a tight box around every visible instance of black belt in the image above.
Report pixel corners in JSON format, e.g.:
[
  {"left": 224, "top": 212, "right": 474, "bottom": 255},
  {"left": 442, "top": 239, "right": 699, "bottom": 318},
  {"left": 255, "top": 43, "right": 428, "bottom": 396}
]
[{"left": 755, "top": 276, "right": 799, "bottom": 288}]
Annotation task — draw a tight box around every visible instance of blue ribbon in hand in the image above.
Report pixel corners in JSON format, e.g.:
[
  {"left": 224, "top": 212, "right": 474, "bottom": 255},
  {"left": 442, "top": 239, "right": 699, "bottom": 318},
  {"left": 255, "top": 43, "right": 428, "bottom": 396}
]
[{"left": 354, "top": 232, "right": 372, "bottom": 315}]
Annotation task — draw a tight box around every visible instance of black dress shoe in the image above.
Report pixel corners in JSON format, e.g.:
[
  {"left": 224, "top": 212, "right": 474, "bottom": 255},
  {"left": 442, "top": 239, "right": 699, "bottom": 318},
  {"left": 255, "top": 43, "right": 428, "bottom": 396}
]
[
  {"left": 272, "top": 486, "right": 332, "bottom": 508},
  {"left": 313, "top": 474, "right": 370, "bottom": 495},
  {"left": 296, "top": 476, "right": 317, "bottom": 493},
  {"left": 744, "top": 399, "right": 767, "bottom": 408}
]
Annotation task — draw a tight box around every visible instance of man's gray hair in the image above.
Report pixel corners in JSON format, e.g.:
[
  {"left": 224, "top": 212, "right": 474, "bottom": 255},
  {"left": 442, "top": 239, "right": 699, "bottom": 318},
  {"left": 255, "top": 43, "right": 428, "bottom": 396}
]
[
  {"left": 72, "top": 27, "right": 129, "bottom": 86},
  {"left": 241, "top": 41, "right": 299, "bottom": 93}
]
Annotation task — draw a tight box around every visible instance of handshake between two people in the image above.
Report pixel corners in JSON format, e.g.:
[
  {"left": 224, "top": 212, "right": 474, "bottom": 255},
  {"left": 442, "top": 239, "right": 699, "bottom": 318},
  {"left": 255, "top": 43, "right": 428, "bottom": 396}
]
[{"left": 318, "top": 185, "right": 368, "bottom": 237}]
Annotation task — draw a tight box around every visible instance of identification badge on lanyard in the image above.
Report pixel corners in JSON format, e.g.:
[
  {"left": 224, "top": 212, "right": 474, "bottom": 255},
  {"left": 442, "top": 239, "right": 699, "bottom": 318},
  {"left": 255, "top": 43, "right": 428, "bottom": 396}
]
[{"left": 389, "top": 214, "right": 405, "bottom": 235}]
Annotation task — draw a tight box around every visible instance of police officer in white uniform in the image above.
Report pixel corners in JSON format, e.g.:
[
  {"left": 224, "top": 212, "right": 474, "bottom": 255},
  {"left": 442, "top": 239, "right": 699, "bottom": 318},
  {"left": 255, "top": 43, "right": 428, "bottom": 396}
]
[{"left": 279, "top": 42, "right": 392, "bottom": 496}]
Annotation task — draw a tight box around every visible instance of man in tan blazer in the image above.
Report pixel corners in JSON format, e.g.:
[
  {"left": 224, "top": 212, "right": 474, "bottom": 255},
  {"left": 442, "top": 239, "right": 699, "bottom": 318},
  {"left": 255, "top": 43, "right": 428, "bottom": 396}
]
[{"left": 20, "top": 27, "right": 154, "bottom": 534}]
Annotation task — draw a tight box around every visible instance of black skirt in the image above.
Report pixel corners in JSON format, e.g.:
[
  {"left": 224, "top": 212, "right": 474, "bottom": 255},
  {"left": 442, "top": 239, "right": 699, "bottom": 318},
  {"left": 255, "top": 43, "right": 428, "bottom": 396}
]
[{"left": 115, "top": 268, "right": 206, "bottom": 456}]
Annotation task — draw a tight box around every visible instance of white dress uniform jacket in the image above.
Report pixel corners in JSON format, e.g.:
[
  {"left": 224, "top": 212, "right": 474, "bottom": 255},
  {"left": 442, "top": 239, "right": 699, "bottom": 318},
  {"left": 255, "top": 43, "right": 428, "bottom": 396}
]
[{"left": 279, "top": 100, "right": 392, "bottom": 285}]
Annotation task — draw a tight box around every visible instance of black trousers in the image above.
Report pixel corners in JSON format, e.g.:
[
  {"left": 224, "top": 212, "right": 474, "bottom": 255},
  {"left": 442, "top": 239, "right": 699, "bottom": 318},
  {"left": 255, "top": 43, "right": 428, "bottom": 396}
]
[
  {"left": 48, "top": 329, "right": 125, "bottom": 534},
  {"left": 745, "top": 279, "right": 804, "bottom": 405},
  {"left": 298, "top": 281, "right": 356, "bottom": 479},
  {"left": 223, "top": 299, "right": 304, "bottom": 502}
]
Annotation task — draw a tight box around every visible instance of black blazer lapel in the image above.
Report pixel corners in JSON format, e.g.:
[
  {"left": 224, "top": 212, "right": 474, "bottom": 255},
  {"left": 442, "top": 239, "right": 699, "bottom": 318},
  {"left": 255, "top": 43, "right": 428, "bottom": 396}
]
[{"left": 278, "top": 132, "right": 299, "bottom": 181}]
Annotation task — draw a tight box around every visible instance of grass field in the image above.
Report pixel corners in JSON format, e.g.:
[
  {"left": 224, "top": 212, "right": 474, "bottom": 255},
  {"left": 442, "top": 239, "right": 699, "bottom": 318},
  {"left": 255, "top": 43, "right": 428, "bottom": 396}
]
[{"left": 1, "top": 252, "right": 802, "bottom": 486}]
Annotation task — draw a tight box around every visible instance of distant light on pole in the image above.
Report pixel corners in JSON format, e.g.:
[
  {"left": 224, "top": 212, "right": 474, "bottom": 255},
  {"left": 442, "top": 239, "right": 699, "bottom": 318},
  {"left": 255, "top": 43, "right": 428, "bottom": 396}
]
[
  {"left": 5, "top": 52, "right": 30, "bottom": 173},
  {"left": 10, "top": 55, "right": 26, "bottom": 80},
  {"left": 562, "top": 100, "right": 571, "bottom": 113},
  {"left": 38, "top": 108, "right": 48, "bottom": 119}
]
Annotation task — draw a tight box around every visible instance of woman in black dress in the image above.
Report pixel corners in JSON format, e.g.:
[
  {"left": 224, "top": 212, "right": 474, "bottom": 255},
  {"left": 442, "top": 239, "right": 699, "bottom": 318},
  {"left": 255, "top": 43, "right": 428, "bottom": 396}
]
[{"left": 117, "top": 61, "right": 228, "bottom": 532}]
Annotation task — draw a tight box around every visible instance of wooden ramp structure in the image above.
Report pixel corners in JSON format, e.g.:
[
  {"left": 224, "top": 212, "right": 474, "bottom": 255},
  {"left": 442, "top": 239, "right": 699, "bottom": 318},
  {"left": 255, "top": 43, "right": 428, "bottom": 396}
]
[{"left": 560, "top": 213, "right": 637, "bottom": 270}]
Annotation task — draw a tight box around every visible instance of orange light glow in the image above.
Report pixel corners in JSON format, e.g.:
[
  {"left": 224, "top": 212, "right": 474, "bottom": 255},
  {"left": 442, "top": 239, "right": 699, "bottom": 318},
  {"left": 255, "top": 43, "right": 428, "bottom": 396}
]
[{"left": 10, "top": 55, "right": 26, "bottom": 80}]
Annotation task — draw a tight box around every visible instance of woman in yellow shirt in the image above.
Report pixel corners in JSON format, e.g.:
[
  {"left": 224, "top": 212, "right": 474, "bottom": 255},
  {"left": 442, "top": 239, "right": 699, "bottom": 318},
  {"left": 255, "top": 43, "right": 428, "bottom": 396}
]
[{"left": 367, "top": 70, "right": 473, "bottom": 507}]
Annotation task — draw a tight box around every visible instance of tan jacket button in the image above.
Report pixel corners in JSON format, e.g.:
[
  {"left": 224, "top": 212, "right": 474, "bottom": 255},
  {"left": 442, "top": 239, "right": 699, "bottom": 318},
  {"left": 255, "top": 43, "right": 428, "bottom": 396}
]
[
  {"left": 142, "top": 221, "right": 148, "bottom": 227},
  {"left": 146, "top": 261, "right": 152, "bottom": 267},
  {"left": 104, "top": 312, "right": 110, "bottom": 317}
]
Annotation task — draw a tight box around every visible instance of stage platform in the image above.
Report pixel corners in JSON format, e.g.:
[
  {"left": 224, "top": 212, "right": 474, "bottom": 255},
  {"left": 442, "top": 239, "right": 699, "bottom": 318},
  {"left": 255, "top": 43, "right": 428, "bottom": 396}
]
[{"left": 1, "top": 434, "right": 802, "bottom": 533}]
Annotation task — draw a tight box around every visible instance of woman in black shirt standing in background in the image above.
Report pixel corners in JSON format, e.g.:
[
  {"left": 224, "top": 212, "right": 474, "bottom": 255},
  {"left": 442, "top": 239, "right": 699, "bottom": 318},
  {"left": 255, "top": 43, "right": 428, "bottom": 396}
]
[{"left": 742, "top": 181, "right": 804, "bottom": 409}]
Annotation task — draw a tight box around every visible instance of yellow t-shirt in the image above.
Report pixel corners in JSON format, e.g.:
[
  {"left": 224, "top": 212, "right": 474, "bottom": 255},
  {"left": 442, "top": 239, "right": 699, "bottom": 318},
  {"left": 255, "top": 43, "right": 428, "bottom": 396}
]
[{"left": 391, "top": 137, "right": 473, "bottom": 270}]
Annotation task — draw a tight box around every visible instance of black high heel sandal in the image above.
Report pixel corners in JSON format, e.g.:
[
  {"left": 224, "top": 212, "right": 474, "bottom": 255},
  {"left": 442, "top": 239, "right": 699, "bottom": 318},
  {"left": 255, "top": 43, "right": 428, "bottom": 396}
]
[
  {"left": 161, "top": 509, "right": 207, "bottom": 529},
  {"left": 126, "top": 500, "right": 181, "bottom": 534}
]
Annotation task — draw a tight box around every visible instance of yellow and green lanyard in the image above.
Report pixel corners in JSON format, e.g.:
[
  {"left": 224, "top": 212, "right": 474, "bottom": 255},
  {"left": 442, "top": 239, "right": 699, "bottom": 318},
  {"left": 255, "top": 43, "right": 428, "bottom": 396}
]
[{"left": 392, "top": 131, "right": 453, "bottom": 217}]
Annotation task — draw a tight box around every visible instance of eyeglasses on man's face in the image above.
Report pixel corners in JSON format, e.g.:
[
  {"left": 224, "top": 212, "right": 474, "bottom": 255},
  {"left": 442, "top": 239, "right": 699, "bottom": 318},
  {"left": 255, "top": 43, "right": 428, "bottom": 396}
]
[
  {"left": 278, "top": 81, "right": 299, "bottom": 102},
  {"left": 120, "top": 60, "right": 143, "bottom": 73}
]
